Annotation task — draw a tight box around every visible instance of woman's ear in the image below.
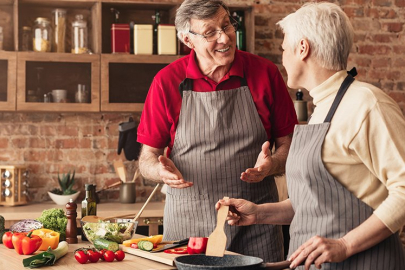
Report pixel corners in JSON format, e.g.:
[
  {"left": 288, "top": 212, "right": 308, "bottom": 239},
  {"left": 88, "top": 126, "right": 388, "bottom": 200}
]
[{"left": 299, "top": 39, "right": 310, "bottom": 60}]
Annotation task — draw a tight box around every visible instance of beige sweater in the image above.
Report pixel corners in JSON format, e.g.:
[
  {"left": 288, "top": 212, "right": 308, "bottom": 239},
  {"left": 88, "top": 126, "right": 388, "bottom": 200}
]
[{"left": 308, "top": 70, "right": 405, "bottom": 233}]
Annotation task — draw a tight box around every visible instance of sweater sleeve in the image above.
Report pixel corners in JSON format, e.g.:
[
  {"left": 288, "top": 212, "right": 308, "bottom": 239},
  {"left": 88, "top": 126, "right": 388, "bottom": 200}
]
[{"left": 351, "top": 101, "right": 405, "bottom": 233}]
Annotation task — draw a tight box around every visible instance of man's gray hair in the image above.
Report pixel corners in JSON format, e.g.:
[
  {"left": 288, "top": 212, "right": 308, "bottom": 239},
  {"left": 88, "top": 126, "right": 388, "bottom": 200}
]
[
  {"left": 277, "top": 2, "right": 354, "bottom": 71},
  {"left": 175, "top": 0, "right": 231, "bottom": 42}
]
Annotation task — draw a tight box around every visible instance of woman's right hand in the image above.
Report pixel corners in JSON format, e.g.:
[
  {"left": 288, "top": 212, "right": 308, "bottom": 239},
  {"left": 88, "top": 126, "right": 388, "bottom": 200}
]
[
  {"left": 216, "top": 198, "right": 258, "bottom": 226},
  {"left": 158, "top": 155, "right": 193, "bottom": 189}
]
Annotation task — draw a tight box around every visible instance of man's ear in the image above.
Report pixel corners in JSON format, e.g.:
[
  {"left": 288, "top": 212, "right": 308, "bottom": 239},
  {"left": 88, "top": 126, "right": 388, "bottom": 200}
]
[
  {"left": 299, "top": 39, "right": 310, "bottom": 60},
  {"left": 182, "top": 34, "right": 194, "bottom": 49}
]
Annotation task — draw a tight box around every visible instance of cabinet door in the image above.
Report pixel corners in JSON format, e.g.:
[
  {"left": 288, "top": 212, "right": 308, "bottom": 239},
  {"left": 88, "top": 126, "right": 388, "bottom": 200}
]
[
  {"left": 0, "top": 51, "right": 17, "bottom": 111},
  {"left": 16, "top": 52, "right": 100, "bottom": 112}
]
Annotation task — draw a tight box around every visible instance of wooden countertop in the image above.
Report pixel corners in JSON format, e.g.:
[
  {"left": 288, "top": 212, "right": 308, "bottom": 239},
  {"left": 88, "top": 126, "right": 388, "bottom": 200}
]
[{"left": 0, "top": 235, "right": 175, "bottom": 270}]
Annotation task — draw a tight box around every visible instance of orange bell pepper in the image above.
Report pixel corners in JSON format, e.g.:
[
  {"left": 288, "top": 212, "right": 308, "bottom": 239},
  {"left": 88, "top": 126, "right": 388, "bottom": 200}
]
[
  {"left": 31, "top": 229, "right": 60, "bottom": 250},
  {"left": 12, "top": 231, "right": 42, "bottom": 255},
  {"left": 122, "top": 234, "right": 163, "bottom": 247}
]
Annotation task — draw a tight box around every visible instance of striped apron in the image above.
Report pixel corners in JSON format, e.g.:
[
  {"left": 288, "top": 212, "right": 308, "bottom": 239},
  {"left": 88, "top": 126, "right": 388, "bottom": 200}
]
[
  {"left": 286, "top": 74, "right": 405, "bottom": 269},
  {"left": 165, "top": 77, "right": 284, "bottom": 262}
]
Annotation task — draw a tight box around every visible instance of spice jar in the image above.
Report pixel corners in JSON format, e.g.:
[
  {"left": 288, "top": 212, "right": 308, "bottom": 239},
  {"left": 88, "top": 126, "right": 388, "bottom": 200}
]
[
  {"left": 21, "top": 26, "right": 32, "bottom": 51},
  {"left": 52, "top": 9, "right": 66, "bottom": 53},
  {"left": 33, "top": 17, "right": 52, "bottom": 52},
  {"left": 71, "top": 14, "right": 88, "bottom": 54}
]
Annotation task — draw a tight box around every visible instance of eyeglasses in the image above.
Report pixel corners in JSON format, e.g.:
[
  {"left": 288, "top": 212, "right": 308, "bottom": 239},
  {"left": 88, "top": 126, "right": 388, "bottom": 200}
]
[{"left": 189, "top": 21, "right": 238, "bottom": 42}]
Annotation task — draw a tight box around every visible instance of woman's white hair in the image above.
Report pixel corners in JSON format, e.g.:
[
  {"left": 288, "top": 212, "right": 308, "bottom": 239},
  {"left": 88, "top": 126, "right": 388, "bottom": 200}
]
[
  {"left": 277, "top": 2, "right": 354, "bottom": 71},
  {"left": 175, "top": 0, "right": 231, "bottom": 43}
]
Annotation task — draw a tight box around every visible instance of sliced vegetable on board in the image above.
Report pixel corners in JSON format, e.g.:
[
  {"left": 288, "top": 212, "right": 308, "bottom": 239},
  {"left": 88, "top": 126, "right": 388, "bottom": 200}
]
[
  {"left": 187, "top": 237, "right": 208, "bottom": 254},
  {"left": 164, "top": 247, "right": 188, "bottom": 254},
  {"left": 122, "top": 234, "right": 163, "bottom": 247},
  {"left": 23, "top": 241, "right": 69, "bottom": 268}
]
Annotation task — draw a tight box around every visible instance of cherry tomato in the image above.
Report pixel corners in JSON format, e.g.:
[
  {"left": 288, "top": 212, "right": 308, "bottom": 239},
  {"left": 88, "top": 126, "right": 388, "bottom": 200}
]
[
  {"left": 103, "top": 250, "right": 115, "bottom": 262},
  {"left": 114, "top": 250, "right": 125, "bottom": 261},
  {"left": 87, "top": 249, "right": 101, "bottom": 263},
  {"left": 130, "top": 243, "right": 138, "bottom": 249},
  {"left": 98, "top": 249, "right": 107, "bottom": 261},
  {"left": 163, "top": 247, "right": 188, "bottom": 254},
  {"left": 74, "top": 250, "right": 88, "bottom": 264}
]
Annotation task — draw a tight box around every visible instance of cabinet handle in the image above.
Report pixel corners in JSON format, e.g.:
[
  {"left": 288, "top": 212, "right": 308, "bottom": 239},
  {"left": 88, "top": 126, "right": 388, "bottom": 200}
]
[{"left": 143, "top": 218, "right": 163, "bottom": 225}]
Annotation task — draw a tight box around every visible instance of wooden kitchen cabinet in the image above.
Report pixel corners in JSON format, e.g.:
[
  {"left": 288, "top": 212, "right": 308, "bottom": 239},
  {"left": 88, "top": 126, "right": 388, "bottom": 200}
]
[{"left": 1, "top": 0, "right": 255, "bottom": 113}]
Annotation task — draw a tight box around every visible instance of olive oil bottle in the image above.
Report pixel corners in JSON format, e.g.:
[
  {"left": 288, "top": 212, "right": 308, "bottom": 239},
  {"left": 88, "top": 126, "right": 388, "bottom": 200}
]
[{"left": 81, "top": 184, "right": 97, "bottom": 241}]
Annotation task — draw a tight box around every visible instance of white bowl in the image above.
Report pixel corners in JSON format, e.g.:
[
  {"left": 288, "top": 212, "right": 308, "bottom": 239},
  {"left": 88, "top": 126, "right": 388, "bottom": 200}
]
[{"left": 48, "top": 191, "right": 80, "bottom": 205}]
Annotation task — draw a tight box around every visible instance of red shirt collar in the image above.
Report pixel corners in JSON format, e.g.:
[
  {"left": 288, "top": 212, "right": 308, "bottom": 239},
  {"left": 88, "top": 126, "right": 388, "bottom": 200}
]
[{"left": 186, "top": 49, "right": 244, "bottom": 81}]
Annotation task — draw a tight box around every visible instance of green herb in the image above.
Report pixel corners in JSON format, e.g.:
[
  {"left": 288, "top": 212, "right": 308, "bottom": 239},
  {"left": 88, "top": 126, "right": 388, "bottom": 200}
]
[{"left": 50, "top": 170, "right": 76, "bottom": 195}]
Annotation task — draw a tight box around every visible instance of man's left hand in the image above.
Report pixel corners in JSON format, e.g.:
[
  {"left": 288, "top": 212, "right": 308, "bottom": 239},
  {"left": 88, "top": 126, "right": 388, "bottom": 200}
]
[
  {"left": 240, "top": 141, "right": 272, "bottom": 183},
  {"left": 288, "top": 235, "right": 349, "bottom": 270}
]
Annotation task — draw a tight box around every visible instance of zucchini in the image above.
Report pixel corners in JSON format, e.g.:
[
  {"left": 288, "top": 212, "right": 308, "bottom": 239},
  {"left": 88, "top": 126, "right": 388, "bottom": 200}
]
[
  {"left": 93, "top": 238, "right": 119, "bottom": 252},
  {"left": 138, "top": 240, "right": 154, "bottom": 251}
]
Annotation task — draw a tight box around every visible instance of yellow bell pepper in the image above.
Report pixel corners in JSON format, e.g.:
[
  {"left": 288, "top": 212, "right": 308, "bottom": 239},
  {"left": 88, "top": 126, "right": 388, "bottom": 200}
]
[
  {"left": 31, "top": 229, "right": 60, "bottom": 250},
  {"left": 123, "top": 234, "right": 163, "bottom": 247}
]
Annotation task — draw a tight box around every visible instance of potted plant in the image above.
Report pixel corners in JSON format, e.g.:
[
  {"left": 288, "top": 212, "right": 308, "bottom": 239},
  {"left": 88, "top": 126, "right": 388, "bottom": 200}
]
[{"left": 48, "top": 170, "right": 80, "bottom": 205}]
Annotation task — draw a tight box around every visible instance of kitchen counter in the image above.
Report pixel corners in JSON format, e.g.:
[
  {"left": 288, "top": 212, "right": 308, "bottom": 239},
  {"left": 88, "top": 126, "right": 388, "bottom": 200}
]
[
  {"left": 0, "top": 201, "right": 165, "bottom": 235},
  {"left": 0, "top": 235, "right": 176, "bottom": 270}
]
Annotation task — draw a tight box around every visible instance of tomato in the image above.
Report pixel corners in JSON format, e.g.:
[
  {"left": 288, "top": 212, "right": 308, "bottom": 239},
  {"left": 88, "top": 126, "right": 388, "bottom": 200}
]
[
  {"left": 98, "top": 249, "right": 107, "bottom": 261},
  {"left": 163, "top": 247, "right": 188, "bottom": 254},
  {"left": 114, "top": 250, "right": 125, "bottom": 261},
  {"left": 74, "top": 250, "right": 88, "bottom": 264},
  {"left": 103, "top": 250, "right": 115, "bottom": 262},
  {"left": 130, "top": 243, "right": 138, "bottom": 249},
  {"left": 187, "top": 237, "right": 208, "bottom": 254},
  {"left": 2, "top": 231, "right": 14, "bottom": 249},
  {"left": 87, "top": 249, "right": 101, "bottom": 263}
]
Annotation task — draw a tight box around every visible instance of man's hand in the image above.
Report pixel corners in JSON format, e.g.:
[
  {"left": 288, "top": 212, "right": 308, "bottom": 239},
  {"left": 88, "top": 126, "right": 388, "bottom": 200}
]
[
  {"left": 215, "top": 198, "right": 258, "bottom": 226},
  {"left": 158, "top": 155, "right": 193, "bottom": 189},
  {"left": 241, "top": 141, "right": 273, "bottom": 183}
]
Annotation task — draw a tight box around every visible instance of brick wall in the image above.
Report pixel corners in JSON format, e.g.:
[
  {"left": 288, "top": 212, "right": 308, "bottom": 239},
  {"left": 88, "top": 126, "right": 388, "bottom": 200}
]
[{"left": 1, "top": 0, "right": 404, "bottom": 204}]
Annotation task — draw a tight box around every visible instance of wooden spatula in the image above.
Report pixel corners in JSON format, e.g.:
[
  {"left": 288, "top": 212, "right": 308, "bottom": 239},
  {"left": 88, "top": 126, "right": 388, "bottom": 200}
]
[
  {"left": 205, "top": 196, "right": 230, "bottom": 257},
  {"left": 113, "top": 160, "right": 127, "bottom": 182}
]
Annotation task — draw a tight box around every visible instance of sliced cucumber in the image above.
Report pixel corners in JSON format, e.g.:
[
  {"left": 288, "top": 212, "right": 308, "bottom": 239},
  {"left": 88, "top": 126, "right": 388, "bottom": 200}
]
[{"left": 139, "top": 240, "right": 154, "bottom": 251}]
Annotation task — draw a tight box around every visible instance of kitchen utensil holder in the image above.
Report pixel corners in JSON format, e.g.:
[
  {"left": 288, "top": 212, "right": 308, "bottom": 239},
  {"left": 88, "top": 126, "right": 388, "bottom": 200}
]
[{"left": 0, "top": 165, "right": 29, "bottom": 206}]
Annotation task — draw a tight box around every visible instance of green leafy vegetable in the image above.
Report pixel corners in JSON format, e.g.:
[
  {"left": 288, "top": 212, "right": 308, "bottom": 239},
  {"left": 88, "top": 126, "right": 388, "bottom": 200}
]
[
  {"left": 82, "top": 221, "right": 132, "bottom": 244},
  {"left": 23, "top": 241, "right": 69, "bottom": 268},
  {"left": 37, "top": 208, "right": 67, "bottom": 241}
]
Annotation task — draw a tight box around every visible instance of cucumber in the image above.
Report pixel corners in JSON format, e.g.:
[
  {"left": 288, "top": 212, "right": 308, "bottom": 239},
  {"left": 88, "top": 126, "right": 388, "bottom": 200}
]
[
  {"left": 93, "top": 238, "right": 119, "bottom": 252},
  {"left": 138, "top": 240, "right": 154, "bottom": 251}
]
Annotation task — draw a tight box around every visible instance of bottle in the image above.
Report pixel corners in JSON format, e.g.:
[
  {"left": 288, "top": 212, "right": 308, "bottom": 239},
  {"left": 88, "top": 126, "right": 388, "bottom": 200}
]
[
  {"left": 33, "top": 17, "right": 52, "bottom": 52},
  {"left": 294, "top": 89, "right": 308, "bottom": 122},
  {"left": 66, "top": 198, "right": 78, "bottom": 244},
  {"left": 21, "top": 26, "right": 32, "bottom": 51},
  {"left": 81, "top": 184, "right": 97, "bottom": 241},
  {"left": 233, "top": 11, "right": 246, "bottom": 51},
  {"left": 52, "top": 9, "right": 67, "bottom": 53},
  {"left": 152, "top": 10, "right": 160, "bottom": 55},
  {"left": 71, "top": 14, "right": 88, "bottom": 54}
]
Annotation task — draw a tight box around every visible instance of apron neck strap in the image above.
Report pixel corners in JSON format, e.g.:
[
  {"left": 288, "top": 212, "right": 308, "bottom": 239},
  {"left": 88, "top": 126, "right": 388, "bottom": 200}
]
[
  {"left": 323, "top": 68, "right": 357, "bottom": 123},
  {"left": 179, "top": 78, "right": 193, "bottom": 97}
]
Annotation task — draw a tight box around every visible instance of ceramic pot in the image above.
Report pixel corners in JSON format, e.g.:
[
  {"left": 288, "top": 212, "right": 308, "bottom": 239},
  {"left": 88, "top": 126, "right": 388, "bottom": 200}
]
[{"left": 48, "top": 191, "right": 80, "bottom": 205}]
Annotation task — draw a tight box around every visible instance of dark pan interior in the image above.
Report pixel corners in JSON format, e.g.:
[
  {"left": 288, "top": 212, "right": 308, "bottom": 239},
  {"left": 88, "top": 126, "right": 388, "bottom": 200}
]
[{"left": 175, "top": 254, "right": 264, "bottom": 270}]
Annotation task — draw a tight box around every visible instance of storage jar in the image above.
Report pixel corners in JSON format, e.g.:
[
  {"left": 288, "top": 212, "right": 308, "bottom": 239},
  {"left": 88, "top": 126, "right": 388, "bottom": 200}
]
[
  {"left": 111, "top": 23, "right": 130, "bottom": 54},
  {"left": 134, "top": 24, "right": 152, "bottom": 55},
  {"left": 158, "top": 24, "right": 176, "bottom": 55},
  {"left": 52, "top": 9, "right": 67, "bottom": 53},
  {"left": 33, "top": 17, "right": 52, "bottom": 52},
  {"left": 71, "top": 14, "right": 88, "bottom": 54},
  {"left": 21, "top": 26, "right": 32, "bottom": 51}
]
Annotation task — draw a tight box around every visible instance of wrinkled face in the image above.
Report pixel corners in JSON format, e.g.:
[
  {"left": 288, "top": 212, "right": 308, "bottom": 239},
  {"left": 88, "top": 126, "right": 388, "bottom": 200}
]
[
  {"left": 187, "top": 7, "right": 236, "bottom": 70},
  {"left": 281, "top": 35, "right": 301, "bottom": 89}
]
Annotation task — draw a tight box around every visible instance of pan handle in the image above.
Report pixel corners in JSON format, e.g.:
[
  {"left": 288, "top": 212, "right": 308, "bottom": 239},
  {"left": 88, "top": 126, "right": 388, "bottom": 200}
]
[{"left": 263, "top": 260, "right": 291, "bottom": 270}]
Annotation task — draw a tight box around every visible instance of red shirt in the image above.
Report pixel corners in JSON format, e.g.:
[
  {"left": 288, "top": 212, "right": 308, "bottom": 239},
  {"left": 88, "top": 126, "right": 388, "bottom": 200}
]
[{"left": 137, "top": 49, "right": 297, "bottom": 153}]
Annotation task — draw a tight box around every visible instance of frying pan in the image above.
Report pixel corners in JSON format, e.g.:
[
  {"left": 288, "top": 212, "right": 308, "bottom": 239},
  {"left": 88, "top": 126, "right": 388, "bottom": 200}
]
[{"left": 175, "top": 254, "right": 295, "bottom": 270}]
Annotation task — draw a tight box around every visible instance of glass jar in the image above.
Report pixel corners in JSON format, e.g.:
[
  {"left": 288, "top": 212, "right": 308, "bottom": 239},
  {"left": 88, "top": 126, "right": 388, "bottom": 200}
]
[
  {"left": 52, "top": 9, "right": 67, "bottom": 53},
  {"left": 71, "top": 14, "right": 88, "bottom": 54},
  {"left": 33, "top": 17, "right": 52, "bottom": 52},
  {"left": 21, "top": 26, "right": 32, "bottom": 51}
]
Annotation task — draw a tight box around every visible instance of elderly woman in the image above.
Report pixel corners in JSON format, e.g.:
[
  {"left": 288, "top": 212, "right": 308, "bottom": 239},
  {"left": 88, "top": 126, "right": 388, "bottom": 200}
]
[
  {"left": 217, "top": 2, "right": 405, "bottom": 269},
  {"left": 137, "top": 0, "right": 297, "bottom": 262}
]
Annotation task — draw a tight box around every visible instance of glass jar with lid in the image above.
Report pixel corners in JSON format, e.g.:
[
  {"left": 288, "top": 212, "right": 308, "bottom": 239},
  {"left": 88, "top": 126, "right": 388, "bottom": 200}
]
[
  {"left": 52, "top": 9, "right": 67, "bottom": 53},
  {"left": 33, "top": 17, "right": 52, "bottom": 52},
  {"left": 21, "top": 26, "right": 32, "bottom": 51},
  {"left": 71, "top": 14, "right": 88, "bottom": 54}
]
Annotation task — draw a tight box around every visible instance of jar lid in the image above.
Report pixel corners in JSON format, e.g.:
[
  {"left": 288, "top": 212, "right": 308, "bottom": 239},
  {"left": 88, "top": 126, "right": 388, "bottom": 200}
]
[
  {"left": 52, "top": 8, "right": 67, "bottom": 14},
  {"left": 35, "top": 17, "right": 50, "bottom": 24},
  {"left": 22, "top": 26, "right": 31, "bottom": 31},
  {"left": 72, "top": 14, "right": 87, "bottom": 27}
]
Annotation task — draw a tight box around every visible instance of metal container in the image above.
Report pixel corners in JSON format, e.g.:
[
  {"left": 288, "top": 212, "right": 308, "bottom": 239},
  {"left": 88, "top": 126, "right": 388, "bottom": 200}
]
[{"left": 111, "top": 23, "right": 130, "bottom": 53}]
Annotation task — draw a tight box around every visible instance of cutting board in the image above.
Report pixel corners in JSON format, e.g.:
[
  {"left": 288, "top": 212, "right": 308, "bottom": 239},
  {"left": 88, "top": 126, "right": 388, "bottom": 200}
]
[
  {"left": 120, "top": 243, "right": 188, "bottom": 266},
  {"left": 121, "top": 243, "right": 238, "bottom": 266}
]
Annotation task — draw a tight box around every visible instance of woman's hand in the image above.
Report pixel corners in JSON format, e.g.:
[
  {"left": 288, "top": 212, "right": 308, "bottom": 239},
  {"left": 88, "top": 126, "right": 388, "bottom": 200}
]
[
  {"left": 289, "top": 236, "right": 349, "bottom": 270},
  {"left": 241, "top": 141, "right": 273, "bottom": 183},
  {"left": 215, "top": 198, "right": 258, "bottom": 226},
  {"left": 158, "top": 155, "right": 193, "bottom": 189}
]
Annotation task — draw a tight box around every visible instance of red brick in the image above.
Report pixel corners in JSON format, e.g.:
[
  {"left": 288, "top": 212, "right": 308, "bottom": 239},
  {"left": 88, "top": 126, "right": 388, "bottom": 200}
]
[
  {"left": 357, "top": 44, "right": 391, "bottom": 55},
  {"left": 388, "top": 91, "right": 405, "bottom": 103},
  {"left": 394, "top": 58, "right": 405, "bottom": 67},
  {"left": 367, "top": 33, "right": 397, "bottom": 43},
  {"left": 381, "top": 22, "right": 403, "bottom": 32},
  {"left": 0, "top": 138, "right": 9, "bottom": 148},
  {"left": 395, "top": 0, "right": 405, "bottom": 7},
  {"left": 372, "top": 0, "right": 393, "bottom": 6},
  {"left": 371, "top": 57, "right": 392, "bottom": 68}
]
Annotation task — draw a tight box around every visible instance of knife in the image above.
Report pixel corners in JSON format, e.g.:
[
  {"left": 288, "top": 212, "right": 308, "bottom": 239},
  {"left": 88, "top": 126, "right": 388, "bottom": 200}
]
[{"left": 150, "top": 238, "right": 189, "bottom": 253}]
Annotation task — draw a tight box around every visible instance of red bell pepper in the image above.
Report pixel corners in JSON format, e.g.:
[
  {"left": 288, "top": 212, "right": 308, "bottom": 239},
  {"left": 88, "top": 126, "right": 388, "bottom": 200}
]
[
  {"left": 2, "top": 231, "right": 14, "bottom": 249},
  {"left": 187, "top": 237, "right": 208, "bottom": 254},
  {"left": 12, "top": 231, "right": 42, "bottom": 255},
  {"left": 164, "top": 247, "right": 188, "bottom": 254}
]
